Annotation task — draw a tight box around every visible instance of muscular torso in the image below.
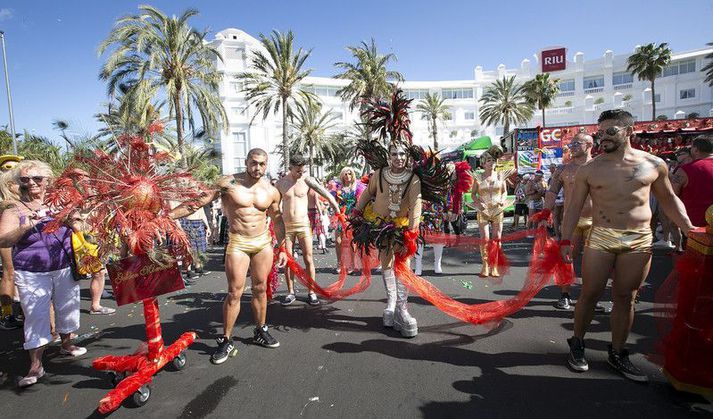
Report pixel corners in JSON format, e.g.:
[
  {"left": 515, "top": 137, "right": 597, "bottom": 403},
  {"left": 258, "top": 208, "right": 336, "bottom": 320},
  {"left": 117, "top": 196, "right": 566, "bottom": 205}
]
[
  {"left": 218, "top": 175, "right": 275, "bottom": 236},
  {"left": 275, "top": 176, "right": 309, "bottom": 224},
  {"left": 584, "top": 150, "right": 662, "bottom": 229},
  {"left": 559, "top": 163, "right": 592, "bottom": 218}
]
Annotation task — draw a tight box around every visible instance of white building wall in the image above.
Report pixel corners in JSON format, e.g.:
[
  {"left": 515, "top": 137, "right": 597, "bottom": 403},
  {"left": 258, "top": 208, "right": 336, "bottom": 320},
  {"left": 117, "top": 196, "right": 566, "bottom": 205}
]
[{"left": 211, "top": 28, "right": 713, "bottom": 178}]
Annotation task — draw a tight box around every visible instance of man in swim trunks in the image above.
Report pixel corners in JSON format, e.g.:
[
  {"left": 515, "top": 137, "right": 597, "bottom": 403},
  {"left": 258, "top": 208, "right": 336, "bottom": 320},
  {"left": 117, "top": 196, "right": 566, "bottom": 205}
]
[
  {"left": 275, "top": 154, "right": 338, "bottom": 306},
  {"left": 170, "top": 148, "right": 287, "bottom": 364},
  {"left": 560, "top": 110, "right": 695, "bottom": 382},
  {"left": 542, "top": 133, "right": 608, "bottom": 312}
]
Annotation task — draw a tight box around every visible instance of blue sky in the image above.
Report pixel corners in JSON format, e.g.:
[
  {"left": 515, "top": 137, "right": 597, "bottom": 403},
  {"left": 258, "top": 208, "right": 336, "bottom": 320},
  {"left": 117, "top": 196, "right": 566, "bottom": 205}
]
[{"left": 0, "top": 0, "right": 712, "bottom": 140}]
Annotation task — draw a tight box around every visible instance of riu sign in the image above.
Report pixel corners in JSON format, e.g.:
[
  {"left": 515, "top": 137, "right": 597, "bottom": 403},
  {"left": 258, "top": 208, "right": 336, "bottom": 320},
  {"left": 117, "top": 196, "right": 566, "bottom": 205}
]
[{"left": 541, "top": 48, "right": 566, "bottom": 72}]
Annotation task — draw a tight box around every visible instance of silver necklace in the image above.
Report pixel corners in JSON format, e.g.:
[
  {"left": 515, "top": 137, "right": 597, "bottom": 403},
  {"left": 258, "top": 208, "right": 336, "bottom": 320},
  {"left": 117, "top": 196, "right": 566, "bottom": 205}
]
[{"left": 384, "top": 168, "right": 410, "bottom": 218}]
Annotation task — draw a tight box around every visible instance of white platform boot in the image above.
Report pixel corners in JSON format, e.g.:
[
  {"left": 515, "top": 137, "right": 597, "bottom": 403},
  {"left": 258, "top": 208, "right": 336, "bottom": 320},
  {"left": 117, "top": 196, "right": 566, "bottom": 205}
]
[
  {"left": 382, "top": 269, "right": 397, "bottom": 327},
  {"left": 414, "top": 244, "right": 424, "bottom": 276},
  {"left": 433, "top": 244, "right": 444, "bottom": 274},
  {"left": 394, "top": 279, "right": 418, "bottom": 337}
]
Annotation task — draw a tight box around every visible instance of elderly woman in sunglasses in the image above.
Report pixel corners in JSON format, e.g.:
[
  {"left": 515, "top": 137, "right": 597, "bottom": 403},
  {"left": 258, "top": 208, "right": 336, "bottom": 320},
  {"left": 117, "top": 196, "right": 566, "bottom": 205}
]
[{"left": 0, "top": 160, "right": 86, "bottom": 388}]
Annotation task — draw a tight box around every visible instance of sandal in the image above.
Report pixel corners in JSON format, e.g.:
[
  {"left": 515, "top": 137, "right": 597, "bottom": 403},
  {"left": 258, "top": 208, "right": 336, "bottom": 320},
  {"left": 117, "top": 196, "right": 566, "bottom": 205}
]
[{"left": 18, "top": 367, "right": 45, "bottom": 388}]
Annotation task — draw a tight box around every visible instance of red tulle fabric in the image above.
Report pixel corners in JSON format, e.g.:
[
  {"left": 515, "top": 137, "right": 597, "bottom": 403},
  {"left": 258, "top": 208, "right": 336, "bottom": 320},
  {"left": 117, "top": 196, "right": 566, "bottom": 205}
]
[
  {"left": 283, "top": 215, "right": 377, "bottom": 299},
  {"left": 266, "top": 224, "right": 280, "bottom": 300},
  {"left": 450, "top": 161, "right": 474, "bottom": 214},
  {"left": 654, "top": 241, "right": 713, "bottom": 388},
  {"left": 393, "top": 226, "right": 573, "bottom": 326},
  {"left": 529, "top": 209, "right": 552, "bottom": 225},
  {"left": 487, "top": 239, "right": 509, "bottom": 278}
]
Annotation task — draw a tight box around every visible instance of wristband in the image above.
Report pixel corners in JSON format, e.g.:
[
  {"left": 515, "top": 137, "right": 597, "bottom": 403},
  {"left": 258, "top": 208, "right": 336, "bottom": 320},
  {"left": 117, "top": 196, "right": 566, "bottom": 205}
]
[{"left": 559, "top": 240, "right": 572, "bottom": 247}]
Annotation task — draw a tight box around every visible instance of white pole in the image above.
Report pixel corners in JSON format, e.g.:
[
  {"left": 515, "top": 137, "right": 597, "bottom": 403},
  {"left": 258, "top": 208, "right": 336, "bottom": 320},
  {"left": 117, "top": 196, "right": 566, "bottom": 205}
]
[{"left": 0, "top": 31, "right": 17, "bottom": 154}]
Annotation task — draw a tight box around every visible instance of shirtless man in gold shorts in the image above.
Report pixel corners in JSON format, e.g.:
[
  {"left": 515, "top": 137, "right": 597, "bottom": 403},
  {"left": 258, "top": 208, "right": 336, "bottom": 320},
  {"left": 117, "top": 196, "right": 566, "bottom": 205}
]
[
  {"left": 354, "top": 143, "right": 422, "bottom": 337},
  {"left": 560, "top": 110, "right": 694, "bottom": 381},
  {"left": 275, "top": 154, "right": 338, "bottom": 306},
  {"left": 543, "top": 133, "right": 607, "bottom": 312},
  {"left": 170, "top": 148, "right": 287, "bottom": 364}
]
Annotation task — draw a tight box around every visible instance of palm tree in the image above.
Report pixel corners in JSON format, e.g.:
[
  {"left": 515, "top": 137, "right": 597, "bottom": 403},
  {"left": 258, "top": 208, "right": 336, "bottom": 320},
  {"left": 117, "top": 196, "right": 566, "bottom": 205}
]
[
  {"left": 479, "top": 76, "right": 534, "bottom": 137},
  {"left": 416, "top": 93, "right": 450, "bottom": 151},
  {"left": 523, "top": 73, "right": 560, "bottom": 128},
  {"left": 98, "top": 5, "right": 227, "bottom": 166},
  {"left": 334, "top": 39, "right": 404, "bottom": 110},
  {"left": 701, "top": 41, "right": 713, "bottom": 86},
  {"left": 627, "top": 42, "right": 671, "bottom": 121},
  {"left": 289, "top": 102, "right": 341, "bottom": 176},
  {"left": 238, "top": 30, "right": 316, "bottom": 172}
]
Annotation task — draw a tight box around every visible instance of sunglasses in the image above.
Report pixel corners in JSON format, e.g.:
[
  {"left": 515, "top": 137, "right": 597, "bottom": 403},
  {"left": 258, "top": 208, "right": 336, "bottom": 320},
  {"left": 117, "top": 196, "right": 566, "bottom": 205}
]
[
  {"left": 597, "top": 126, "right": 627, "bottom": 137},
  {"left": 19, "top": 176, "right": 46, "bottom": 184}
]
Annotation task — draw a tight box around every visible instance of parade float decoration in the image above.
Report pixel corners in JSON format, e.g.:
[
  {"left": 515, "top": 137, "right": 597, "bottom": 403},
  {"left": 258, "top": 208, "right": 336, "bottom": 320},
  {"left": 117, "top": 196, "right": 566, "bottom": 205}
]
[{"left": 45, "top": 123, "right": 211, "bottom": 413}]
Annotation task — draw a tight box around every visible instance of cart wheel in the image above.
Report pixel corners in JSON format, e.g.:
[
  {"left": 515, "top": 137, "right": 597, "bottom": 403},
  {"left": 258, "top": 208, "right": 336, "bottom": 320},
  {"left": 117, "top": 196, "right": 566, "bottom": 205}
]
[
  {"left": 172, "top": 352, "right": 187, "bottom": 370},
  {"left": 131, "top": 385, "right": 151, "bottom": 407},
  {"left": 110, "top": 372, "right": 125, "bottom": 387}
]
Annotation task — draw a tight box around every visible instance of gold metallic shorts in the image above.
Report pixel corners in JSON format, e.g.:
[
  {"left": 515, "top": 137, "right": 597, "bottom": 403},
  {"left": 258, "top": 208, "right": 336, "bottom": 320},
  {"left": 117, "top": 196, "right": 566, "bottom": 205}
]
[
  {"left": 226, "top": 229, "right": 272, "bottom": 256},
  {"left": 285, "top": 220, "right": 312, "bottom": 242},
  {"left": 477, "top": 209, "right": 504, "bottom": 224},
  {"left": 574, "top": 217, "right": 593, "bottom": 237},
  {"left": 585, "top": 225, "right": 652, "bottom": 255}
]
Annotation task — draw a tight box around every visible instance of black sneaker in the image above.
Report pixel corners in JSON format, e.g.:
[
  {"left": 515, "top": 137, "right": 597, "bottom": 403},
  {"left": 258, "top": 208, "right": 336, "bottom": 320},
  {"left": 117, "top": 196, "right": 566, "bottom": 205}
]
[
  {"left": 567, "top": 337, "right": 589, "bottom": 372},
  {"left": 0, "top": 314, "right": 23, "bottom": 330},
  {"left": 307, "top": 293, "right": 320, "bottom": 306},
  {"left": 253, "top": 325, "right": 280, "bottom": 348},
  {"left": 607, "top": 345, "right": 648, "bottom": 383},
  {"left": 554, "top": 294, "right": 571, "bottom": 310},
  {"left": 210, "top": 336, "right": 237, "bottom": 364}
]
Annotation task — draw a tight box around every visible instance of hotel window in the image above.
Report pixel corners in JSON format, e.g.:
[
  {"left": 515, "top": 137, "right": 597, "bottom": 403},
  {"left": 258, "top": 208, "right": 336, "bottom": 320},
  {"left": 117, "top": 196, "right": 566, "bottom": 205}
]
[
  {"left": 612, "top": 72, "right": 633, "bottom": 86},
  {"left": 663, "top": 59, "right": 697, "bottom": 77},
  {"left": 442, "top": 88, "right": 474, "bottom": 99},
  {"left": 230, "top": 82, "right": 243, "bottom": 94},
  {"left": 583, "top": 75, "right": 605, "bottom": 89},
  {"left": 310, "top": 86, "right": 340, "bottom": 97},
  {"left": 464, "top": 111, "right": 475, "bottom": 120},
  {"left": 654, "top": 94, "right": 661, "bottom": 103},
  {"left": 224, "top": 47, "right": 245, "bottom": 60},
  {"left": 559, "top": 79, "right": 575, "bottom": 91},
  {"left": 405, "top": 89, "right": 429, "bottom": 100},
  {"left": 233, "top": 132, "right": 248, "bottom": 172},
  {"left": 680, "top": 88, "right": 695, "bottom": 99}
]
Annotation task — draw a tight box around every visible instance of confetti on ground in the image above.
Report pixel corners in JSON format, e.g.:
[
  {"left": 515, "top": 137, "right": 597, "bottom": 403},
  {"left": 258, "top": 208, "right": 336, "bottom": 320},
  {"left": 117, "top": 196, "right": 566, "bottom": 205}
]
[{"left": 461, "top": 281, "right": 473, "bottom": 290}]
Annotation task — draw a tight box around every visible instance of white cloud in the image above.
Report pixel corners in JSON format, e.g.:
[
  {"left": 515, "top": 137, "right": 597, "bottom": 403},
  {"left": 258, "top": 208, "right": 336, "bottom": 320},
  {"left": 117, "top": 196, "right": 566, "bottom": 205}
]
[{"left": 0, "top": 8, "right": 13, "bottom": 22}]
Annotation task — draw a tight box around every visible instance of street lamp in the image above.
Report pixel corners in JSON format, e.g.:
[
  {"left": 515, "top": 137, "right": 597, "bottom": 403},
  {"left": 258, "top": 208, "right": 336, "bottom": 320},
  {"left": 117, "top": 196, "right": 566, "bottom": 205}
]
[{"left": 0, "top": 30, "right": 18, "bottom": 155}]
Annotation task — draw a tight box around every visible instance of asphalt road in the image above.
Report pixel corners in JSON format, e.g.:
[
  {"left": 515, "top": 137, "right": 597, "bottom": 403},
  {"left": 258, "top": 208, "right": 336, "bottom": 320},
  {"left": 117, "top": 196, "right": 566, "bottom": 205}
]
[{"left": 1, "top": 222, "right": 711, "bottom": 418}]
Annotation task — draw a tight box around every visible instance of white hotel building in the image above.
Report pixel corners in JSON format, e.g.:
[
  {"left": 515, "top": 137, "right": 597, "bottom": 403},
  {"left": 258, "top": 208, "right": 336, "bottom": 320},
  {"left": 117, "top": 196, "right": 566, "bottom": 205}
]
[{"left": 210, "top": 28, "right": 713, "bottom": 177}]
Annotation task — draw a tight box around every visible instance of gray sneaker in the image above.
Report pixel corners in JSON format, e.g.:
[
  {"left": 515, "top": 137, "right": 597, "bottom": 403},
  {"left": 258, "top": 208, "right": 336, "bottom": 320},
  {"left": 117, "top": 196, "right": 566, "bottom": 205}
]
[{"left": 281, "top": 293, "right": 296, "bottom": 306}]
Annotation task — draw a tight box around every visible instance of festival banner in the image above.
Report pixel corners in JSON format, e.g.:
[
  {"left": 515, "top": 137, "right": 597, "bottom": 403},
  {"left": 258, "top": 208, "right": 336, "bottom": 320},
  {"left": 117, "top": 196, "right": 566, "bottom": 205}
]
[
  {"left": 515, "top": 128, "right": 540, "bottom": 174},
  {"left": 107, "top": 254, "right": 185, "bottom": 306},
  {"left": 539, "top": 128, "right": 564, "bottom": 177}
]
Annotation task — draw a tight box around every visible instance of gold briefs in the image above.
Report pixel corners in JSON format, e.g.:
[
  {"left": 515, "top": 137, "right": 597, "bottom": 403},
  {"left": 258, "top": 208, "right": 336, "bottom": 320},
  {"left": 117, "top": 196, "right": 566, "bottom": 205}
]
[
  {"left": 585, "top": 225, "right": 652, "bottom": 255},
  {"left": 285, "top": 220, "right": 312, "bottom": 242},
  {"left": 226, "top": 229, "right": 272, "bottom": 256},
  {"left": 574, "top": 217, "right": 593, "bottom": 237}
]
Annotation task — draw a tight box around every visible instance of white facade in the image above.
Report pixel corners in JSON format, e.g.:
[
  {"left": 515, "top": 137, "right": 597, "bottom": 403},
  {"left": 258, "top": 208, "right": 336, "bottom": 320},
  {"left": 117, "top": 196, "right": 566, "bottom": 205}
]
[{"left": 211, "top": 28, "right": 713, "bottom": 178}]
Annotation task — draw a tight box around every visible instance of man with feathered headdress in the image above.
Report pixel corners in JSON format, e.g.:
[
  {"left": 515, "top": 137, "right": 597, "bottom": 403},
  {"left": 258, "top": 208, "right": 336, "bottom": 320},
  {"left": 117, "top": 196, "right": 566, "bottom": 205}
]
[{"left": 350, "top": 89, "right": 450, "bottom": 337}]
